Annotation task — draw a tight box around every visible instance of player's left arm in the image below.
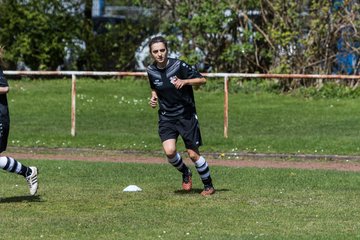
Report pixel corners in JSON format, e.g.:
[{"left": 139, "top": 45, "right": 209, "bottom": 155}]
[
  {"left": 184, "top": 77, "right": 207, "bottom": 86},
  {"left": 172, "top": 77, "right": 206, "bottom": 89},
  {"left": 172, "top": 61, "right": 206, "bottom": 89}
]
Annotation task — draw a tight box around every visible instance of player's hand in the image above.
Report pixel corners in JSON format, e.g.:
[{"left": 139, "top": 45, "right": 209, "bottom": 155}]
[
  {"left": 171, "top": 76, "right": 185, "bottom": 89},
  {"left": 149, "top": 96, "right": 158, "bottom": 108}
]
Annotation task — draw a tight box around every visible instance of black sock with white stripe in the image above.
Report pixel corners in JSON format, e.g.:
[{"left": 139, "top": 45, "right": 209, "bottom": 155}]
[
  {"left": 0, "top": 156, "right": 30, "bottom": 177},
  {"left": 167, "top": 152, "right": 189, "bottom": 174},
  {"left": 195, "top": 156, "right": 213, "bottom": 187}
]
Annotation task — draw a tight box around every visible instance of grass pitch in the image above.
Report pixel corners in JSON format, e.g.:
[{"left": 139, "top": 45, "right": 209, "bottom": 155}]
[
  {"left": 6, "top": 77, "right": 360, "bottom": 156},
  {"left": 2, "top": 77, "right": 360, "bottom": 239},
  {"left": 1, "top": 159, "right": 360, "bottom": 239}
]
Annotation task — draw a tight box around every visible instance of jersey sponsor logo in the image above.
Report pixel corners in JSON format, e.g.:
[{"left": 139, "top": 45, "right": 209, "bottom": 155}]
[{"left": 153, "top": 79, "right": 163, "bottom": 87}]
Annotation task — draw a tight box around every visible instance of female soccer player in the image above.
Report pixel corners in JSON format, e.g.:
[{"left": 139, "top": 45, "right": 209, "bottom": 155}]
[
  {"left": 0, "top": 46, "right": 38, "bottom": 196},
  {"left": 147, "top": 36, "right": 215, "bottom": 196}
]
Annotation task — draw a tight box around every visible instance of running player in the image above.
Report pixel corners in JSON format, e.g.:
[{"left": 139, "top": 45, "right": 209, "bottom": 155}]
[
  {"left": 147, "top": 36, "right": 215, "bottom": 196},
  {"left": 0, "top": 46, "right": 38, "bottom": 196}
]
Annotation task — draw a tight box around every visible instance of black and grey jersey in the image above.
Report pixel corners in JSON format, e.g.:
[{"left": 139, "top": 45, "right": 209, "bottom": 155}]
[
  {"left": 147, "top": 58, "right": 203, "bottom": 121},
  {"left": 0, "top": 68, "right": 9, "bottom": 122}
]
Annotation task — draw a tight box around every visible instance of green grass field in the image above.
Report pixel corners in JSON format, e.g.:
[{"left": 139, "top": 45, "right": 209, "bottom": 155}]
[
  {"left": 6, "top": 77, "right": 360, "bottom": 155},
  {"left": 2, "top": 77, "right": 360, "bottom": 239},
  {"left": 1, "top": 159, "right": 360, "bottom": 240}
]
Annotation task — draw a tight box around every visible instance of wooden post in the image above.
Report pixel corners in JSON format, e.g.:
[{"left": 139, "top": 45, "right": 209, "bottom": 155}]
[
  {"left": 224, "top": 75, "right": 229, "bottom": 138},
  {"left": 71, "top": 74, "right": 76, "bottom": 136}
]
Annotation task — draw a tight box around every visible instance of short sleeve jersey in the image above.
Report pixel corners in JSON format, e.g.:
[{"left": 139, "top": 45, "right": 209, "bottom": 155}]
[
  {"left": 147, "top": 58, "right": 203, "bottom": 121},
  {"left": 0, "top": 68, "right": 9, "bottom": 121}
]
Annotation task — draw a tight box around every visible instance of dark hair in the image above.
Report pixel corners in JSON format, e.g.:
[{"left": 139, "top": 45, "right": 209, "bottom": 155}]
[{"left": 148, "top": 36, "right": 168, "bottom": 51}]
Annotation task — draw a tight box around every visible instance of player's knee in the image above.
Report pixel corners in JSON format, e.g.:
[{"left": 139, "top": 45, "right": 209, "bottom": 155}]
[
  {"left": 164, "top": 148, "right": 177, "bottom": 158},
  {"left": 189, "top": 155, "right": 198, "bottom": 162},
  {"left": 187, "top": 151, "right": 200, "bottom": 162}
]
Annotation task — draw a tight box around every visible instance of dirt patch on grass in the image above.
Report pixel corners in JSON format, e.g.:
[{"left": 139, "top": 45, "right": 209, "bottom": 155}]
[{"left": 5, "top": 147, "right": 360, "bottom": 172}]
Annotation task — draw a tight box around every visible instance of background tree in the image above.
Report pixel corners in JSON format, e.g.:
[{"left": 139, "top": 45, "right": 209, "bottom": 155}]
[
  {"left": 0, "top": 0, "right": 83, "bottom": 70},
  {"left": 260, "top": 0, "right": 359, "bottom": 89},
  {"left": 138, "top": 0, "right": 359, "bottom": 77},
  {"left": 77, "top": 17, "right": 158, "bottom": 71},
  {"left": 137, "top": 0, "right": 265, "bottom": 73},
  {"left": 76, "top": 0, "right": 158, "bottom": 71},
  {"left": 0, "top": 0, "right": 358, "bottom": 76}
]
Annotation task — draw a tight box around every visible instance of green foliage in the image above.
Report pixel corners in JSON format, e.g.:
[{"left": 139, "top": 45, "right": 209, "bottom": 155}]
[
  {"left": 0, "top": 0, "right": 358, "bottom": 75},
  {"left": 202, "top": 78, "right": 360, "bottom": 99},
  {"left": 201, "top": 78, "right": 279, "bottom": 94},
  {"left": 77, "top": 0, "right": 159, "bottom": 71},
  {"left": 0, "top": 0, "right": 157, "bottom": 71},
  {"left": 139, "top": 0, "right": 359, "bottom": 80},
  {"left": 77, "top": 18, "right": 157, "bottom": 71},
  {"left": 263, "top": 0, "right": 359, "bottom": 90},
  {"left": 0, "top": 0, "right": 83, "bottom": 70},
  {"left": 166, "top": 0, "right": 264, "bottom": 72},
  {"left": 293, "top": 82, "right": 360, "bottom": 99}
]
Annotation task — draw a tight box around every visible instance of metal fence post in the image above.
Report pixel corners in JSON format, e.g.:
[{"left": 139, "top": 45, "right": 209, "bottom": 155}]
[
  {"left": 71, "top": 74, "right": 76, "bottom": 136},
  {"left": 224, "top": 75, "right": 229, "bottom": 138}
]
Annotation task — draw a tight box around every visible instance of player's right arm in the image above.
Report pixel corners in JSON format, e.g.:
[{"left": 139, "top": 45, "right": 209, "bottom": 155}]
[
  {"left": 0, "top": 69, "right": 9, "bottom": 94},
  {"left": 0, "top": 86, "right": 9, "bottom": 94},
  {"left": 149, "top": 90, "right": 158, "bottom": 108}
]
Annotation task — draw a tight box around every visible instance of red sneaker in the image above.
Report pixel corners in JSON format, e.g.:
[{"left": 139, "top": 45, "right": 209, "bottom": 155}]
[
  {"left": 201, "top": 185, "right": 215, "bottom": 196},
  {"left": 182, "top": 170, "right": 192, "bottom": 191}
]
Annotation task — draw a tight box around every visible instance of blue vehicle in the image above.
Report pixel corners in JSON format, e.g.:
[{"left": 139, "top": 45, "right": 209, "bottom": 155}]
[{"left": 332, "top": 0, "right": 359, "bottom": 75}]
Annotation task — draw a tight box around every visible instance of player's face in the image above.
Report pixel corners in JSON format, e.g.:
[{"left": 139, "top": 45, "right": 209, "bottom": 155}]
[{"left": 150, "top": 42, "right": 168, "bottom": 66}]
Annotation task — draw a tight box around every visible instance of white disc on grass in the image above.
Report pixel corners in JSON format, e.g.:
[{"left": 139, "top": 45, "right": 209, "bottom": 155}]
[{"left": 123, "top": 185, "right": 142, "bottom": 192}]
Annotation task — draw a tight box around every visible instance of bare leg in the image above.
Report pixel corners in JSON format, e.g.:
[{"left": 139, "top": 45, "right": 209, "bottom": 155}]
[
  {"left": 187, "top": 148, "right": 214, "bottom": 195},
  {"left": 163, "top": 139, "right": 189, "bottom": 174},
  {"left": 163, "top": 139, "right": 192, "bottom": 190}
]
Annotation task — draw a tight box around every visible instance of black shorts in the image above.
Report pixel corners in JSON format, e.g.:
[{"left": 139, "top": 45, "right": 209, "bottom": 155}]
[
  {"left": 158, "top": 114, "right": 202, "bottom": 150},
  {"left": 0, "top": 120, "right": 9, "bottom": 153}
]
